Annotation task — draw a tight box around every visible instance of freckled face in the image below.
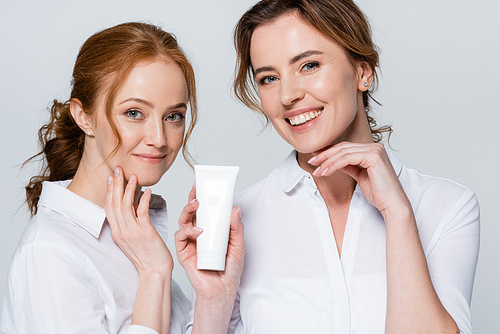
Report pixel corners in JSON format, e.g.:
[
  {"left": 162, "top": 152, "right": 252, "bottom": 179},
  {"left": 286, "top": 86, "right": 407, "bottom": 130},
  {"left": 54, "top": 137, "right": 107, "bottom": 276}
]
[
  {"left": 93, "top": 59, "right": 188, "bottom": 186},
  {"left": 250, "top": 14, "right": 371, "bottom": 153}
]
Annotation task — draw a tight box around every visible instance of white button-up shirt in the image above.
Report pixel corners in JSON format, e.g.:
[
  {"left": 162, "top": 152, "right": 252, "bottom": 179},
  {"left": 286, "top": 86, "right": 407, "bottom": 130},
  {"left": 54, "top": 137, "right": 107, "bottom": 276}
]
[
  {"left": 225, "top": 150, "right": 479, "bottom": 334},
  {"left": 1, "top": 180, "right": 190, "bottom": 334}
]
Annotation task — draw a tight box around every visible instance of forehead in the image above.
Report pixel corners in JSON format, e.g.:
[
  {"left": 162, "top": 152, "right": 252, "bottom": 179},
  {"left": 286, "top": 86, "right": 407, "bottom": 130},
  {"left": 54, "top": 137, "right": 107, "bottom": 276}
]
[
  {"left": 111, "top": 59, "right": 188, "bottom": 107},
  {"left": 250, "top": 13, "right": 344, "bottom": 66}
]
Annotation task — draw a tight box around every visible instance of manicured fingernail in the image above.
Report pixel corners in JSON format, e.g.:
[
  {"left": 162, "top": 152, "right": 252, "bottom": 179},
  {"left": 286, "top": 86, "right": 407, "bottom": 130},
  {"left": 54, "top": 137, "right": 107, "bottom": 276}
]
[
  {"left": 308, "top": 156, "right": 317, "bottom": 164},
  {"left": 313, "top": 167, "right": 320, "bottom": 176},
  {"left": 107, "top": 176, "right": 113, "bottom": 185},
  {"left": 193, "top": 226, "right": 203, "bottom": 232},
  {"left": 189, "top": 198, "right": 198, "bottom": 204},
  {"left": 144, "top": 188, "right": 151, "bottom": 195},
  {"left": 238, "top": 207, "right": 242, "bottom": 220},
  {"left": 321, "top": 167, "right": 329, "bottom": 176},
  {"left": 128, "top": 175, "right": 135, "bottom": 183},
  {"left": 114, "top": 168, "right": 119, "bottom": 178},
  {"left": 192, "top": 182, "right": 196, "bottom": 189}
]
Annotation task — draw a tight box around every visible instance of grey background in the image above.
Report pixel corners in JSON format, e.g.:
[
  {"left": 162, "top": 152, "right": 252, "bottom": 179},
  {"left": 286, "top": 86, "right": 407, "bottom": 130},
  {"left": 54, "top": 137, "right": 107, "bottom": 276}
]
[{"left": 0, "top": 0, "right": 498, "bottom": 332}]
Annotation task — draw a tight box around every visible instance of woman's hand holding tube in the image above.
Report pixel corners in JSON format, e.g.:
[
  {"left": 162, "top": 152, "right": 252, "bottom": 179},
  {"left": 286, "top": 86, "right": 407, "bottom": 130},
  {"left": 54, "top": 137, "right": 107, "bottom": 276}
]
[
  {"left": 105, "top": 167, "right": 173, "bottom": 334},
  {"left": 175, "top": 184, "right": 244, "bottom": 334}
]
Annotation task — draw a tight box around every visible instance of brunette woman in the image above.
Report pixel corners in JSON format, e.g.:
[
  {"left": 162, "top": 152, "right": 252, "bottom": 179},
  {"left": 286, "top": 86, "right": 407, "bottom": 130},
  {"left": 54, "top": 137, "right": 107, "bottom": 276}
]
[
  {"left": 177, "top": 1, "right": 480, "bottom": 333},
  {"left": 1, "top": 22, "right": 197, "bottom": 334}
]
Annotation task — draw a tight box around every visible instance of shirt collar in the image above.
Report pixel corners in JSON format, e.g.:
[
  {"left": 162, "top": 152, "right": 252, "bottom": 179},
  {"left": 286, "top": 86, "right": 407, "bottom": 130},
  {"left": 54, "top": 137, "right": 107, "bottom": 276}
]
[
  {"left": 278, "top": 151, "right": 308, "bottom": 193},
  {"left": 38, "top": 180, "right": 107, "bottom": 238},
  {"left": 278, "top": 144, "right": 404, "bottom": 193}
]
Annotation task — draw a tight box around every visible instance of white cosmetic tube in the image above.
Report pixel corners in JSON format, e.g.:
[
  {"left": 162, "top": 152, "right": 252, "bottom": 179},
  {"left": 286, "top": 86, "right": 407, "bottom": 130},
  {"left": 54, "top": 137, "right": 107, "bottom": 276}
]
[{"left": 195, "top": 165, "right": 239, "bottom": 271}]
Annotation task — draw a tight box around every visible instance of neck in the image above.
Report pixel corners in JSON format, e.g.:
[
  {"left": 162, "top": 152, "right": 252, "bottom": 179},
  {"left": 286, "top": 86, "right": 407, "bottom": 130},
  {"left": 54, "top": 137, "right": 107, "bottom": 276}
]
[
  {"left": 296, "top": 104, "right": 374, "bottom": 203},
  {"left": 298, "top": 153, "right": 357, "bottom": 204}
]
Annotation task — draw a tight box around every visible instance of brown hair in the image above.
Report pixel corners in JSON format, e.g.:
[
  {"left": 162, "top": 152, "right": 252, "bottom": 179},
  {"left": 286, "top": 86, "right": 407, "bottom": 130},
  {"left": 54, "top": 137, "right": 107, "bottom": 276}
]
[
  {"left": 233, "top": 0, "right": 392, "bottom": 141},
  {"left": 25, "top": 22, "right": 198, "bottom": 216}
]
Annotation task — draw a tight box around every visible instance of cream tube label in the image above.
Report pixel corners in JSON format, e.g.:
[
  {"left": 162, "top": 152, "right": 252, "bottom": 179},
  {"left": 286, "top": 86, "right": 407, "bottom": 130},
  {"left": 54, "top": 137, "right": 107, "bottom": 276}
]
[{"left": 195, "top": 165, "right": 239, "bottom": 271}]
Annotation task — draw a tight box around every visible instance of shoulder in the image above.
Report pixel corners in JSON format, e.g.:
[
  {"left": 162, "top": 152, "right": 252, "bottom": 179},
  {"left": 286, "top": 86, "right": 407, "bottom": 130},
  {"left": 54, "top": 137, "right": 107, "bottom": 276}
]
[
  {"left": 400, "top": 164, "right": 478, "bottom": 214},
  {"left": 234, "top": 167, "right": 281, "bottom": 208},
  {"left": 400, "top": 164, "right": 479, "bottom": 254},
  {"left": 9, "top": 207, "right": 93, "bottom": 274}
]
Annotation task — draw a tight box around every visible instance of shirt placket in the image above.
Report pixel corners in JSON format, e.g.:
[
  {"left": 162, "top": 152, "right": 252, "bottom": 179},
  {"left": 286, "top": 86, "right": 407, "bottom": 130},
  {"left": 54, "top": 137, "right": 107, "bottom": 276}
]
[
  {"left": 340, "top": 187, "right": 365, "bottom": 298},
  {"left": 303, "top": 173, "right": 351, "bottom": 333}
]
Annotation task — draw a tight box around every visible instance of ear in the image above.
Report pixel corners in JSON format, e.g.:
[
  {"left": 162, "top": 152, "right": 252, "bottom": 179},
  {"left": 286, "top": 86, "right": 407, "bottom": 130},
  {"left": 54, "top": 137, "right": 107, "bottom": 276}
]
[
  {"left": 70, "top": 99, "right": 94, "bottom": 136},
  {"left": 356, "top": 61, "right": 374, "bottom": 92}
]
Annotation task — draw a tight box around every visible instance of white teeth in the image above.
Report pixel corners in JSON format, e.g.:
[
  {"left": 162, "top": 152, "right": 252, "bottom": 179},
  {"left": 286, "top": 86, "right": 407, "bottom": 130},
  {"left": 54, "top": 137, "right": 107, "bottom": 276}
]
[{"left": 288, "top": 110, "right": 322, "bottom": 126}]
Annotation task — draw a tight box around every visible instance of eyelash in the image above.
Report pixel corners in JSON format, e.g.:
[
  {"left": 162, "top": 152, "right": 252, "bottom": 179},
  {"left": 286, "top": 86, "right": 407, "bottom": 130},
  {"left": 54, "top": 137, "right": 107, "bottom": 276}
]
[
  {"left": 125, "top": 109, "right": 143, "bottom": 119},
  {"left": 258, "top": 75, "right": 278, "bottom": 86},
  {"left": 166, "top": 113, "right": 184, "bottom": 122},
  {"left": 124, "top": 109, "right": 184, "bottom": 123},
  {"left": 302, "top": 61, "right": 319, "bottom": 72},
  {"left": 257, "top": 61, "right": 320, "bottom": 86}
]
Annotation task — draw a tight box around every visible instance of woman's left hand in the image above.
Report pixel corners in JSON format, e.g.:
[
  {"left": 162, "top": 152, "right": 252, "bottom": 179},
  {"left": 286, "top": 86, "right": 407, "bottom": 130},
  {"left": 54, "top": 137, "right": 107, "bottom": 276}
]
[{"left": 308, "top": 142, "right": 410, "bottom": 217}]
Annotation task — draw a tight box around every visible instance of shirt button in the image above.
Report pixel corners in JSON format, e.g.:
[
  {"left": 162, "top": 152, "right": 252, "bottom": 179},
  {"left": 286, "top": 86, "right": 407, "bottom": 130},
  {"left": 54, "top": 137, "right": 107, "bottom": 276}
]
[
  {"left": 352, "top": 211, "right": 361, "bottom": 218},
  {"left": 345, "top": 252, "right": 352, "bottom": 258}
]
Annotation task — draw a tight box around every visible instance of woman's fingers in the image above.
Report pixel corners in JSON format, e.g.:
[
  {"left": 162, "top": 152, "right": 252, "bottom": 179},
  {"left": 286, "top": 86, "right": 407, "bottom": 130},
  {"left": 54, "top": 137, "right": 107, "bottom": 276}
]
[
  {"left": 228, "top": 207, "right": 244, "bottom": 248},
  {"left": 105, "top": 175, "right": 118, "bottom": 229},
  {"left": 136, "top": 188, "right": 151, "bottom": 224},
  {"left": 178, "top": 197, "right": 199, "bottom": 229},
  {"left": 309, "top": 142, "right": 388, "bottom": 178},
  {"left": 121, "top": 174, "right": 137, "bottom": 217},
  {"left": 188, "top": 182, "right": 196, "bottom": 203},
  {"left": 174, "top": 226, "right": 203, "bottom": 259}
]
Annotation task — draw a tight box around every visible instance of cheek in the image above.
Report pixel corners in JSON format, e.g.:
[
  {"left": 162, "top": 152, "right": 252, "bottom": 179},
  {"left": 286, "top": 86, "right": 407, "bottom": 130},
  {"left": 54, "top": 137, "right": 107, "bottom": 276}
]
[
  {"left": 258, "top": 89, "right": 279, "bottom": 118},
  {"left": 168, "top": 126, "right": 186, "bottom": 152},
  {"left": 309, "top": 72, "right": 359, "bottom": 108}
]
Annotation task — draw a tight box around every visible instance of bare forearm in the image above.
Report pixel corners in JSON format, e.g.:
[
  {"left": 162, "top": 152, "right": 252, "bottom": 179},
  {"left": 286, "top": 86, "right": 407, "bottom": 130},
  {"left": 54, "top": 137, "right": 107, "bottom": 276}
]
[
  {"left": 132, "top": 272, "right": 172, "bottom": 334},
  {"left": 384, "top": 205, "right": 458, "bottom": 334},
  {"left": 191, "top": 291, "right": 237, "bottom": 334}
]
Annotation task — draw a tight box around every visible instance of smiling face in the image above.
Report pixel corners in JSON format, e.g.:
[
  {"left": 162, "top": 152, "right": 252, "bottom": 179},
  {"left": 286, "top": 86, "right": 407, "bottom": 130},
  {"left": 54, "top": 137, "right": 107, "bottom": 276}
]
[
  {"left": 92, "top": 59, "right": 188, "bottom": 186},
  {"left": 250, "top": 13, "right": 373, "bottom": 154}
]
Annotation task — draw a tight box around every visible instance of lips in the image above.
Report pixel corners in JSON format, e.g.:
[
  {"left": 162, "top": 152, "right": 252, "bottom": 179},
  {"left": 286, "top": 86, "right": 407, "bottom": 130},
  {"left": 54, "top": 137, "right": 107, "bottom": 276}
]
[{"left": 133, "top": 154, "right": 166, "bottom": 165}]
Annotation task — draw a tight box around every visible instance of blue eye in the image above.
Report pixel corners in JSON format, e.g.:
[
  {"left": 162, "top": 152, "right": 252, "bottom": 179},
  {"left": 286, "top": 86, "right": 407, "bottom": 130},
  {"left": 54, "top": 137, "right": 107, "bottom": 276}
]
[
  {"left": 166, "top": 113, "right": 184, "bottom": 122},
  {"left": 125, "top": 109, "right": 143, "bottom": 119},
  {"left": 259, "top": 75, "right": 278, "bottom": 85},
  {"left": 302, "top": 62, "right": 319, "bottom": 71}
]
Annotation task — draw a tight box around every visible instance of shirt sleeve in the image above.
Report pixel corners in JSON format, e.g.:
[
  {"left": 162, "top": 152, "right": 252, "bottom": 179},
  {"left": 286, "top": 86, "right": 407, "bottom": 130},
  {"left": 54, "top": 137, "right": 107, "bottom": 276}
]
[
  {"left": 425, "top": 189, "right": 480, "bottom": 334},
  {"left": 227, "top": 291, "right": 241, "bottom": 334},
  {"left": 1, "top": 240, "right": 160, "bottom": 334},
  {"left": 169, "top": 280, "right": 191, "bottom": 334},
  {"left": 185, "top": 289, "right": 241, "bottom": 334}
]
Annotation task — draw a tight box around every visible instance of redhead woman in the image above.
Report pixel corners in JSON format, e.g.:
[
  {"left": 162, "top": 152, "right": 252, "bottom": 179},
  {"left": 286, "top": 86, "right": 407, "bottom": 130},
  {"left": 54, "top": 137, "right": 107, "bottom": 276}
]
[
  {"left": 1, "top": 22, "right": 197, "bottom": 334},
  {"left": 177, "top": 0, "right": 480, "bottom": 333}
]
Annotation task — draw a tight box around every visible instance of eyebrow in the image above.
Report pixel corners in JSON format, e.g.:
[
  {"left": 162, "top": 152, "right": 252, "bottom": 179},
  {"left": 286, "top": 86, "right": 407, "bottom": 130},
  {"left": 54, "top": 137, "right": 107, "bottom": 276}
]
[
  {"left": 289, "top": 50, "right": 323, "bottom": 65},
  {"left": 168, "top": 102, "right": 188, "bottom": 110},
  {"left": 253, "top": 50, "right": 324, "bottom": 76},
  {"left": 119, "top": 99, "right": 187, "bottom": 111},
  {"left": 119, "top": 98, "right": 154, "bottom": 108}
]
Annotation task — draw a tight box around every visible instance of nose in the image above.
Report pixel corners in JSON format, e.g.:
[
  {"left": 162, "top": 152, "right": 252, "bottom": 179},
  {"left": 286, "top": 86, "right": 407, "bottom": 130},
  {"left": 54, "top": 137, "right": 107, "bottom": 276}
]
[
  {"left": 280, "top": 74, "right": 304, "bottom": 106},
  {"left": 146, "top": 118, "right": 168, "bottom": 148}
]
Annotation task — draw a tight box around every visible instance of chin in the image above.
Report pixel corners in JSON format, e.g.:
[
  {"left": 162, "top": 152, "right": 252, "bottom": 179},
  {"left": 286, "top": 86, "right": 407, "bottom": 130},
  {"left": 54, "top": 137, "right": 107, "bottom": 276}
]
[
  {"left": 138, "top": 174, "right": 164, "bottom": 187},
  {"left": 291, "top": 141, "right": 331, "bottom": 155},
  {"left": 121, "top": 170, "right": 164, "bottom": 187}
]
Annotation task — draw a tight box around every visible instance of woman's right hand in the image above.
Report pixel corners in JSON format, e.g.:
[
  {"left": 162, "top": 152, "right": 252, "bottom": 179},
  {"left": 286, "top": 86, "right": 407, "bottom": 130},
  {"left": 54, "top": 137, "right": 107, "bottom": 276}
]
[
  {"left": 105, "top": 167, "right": 173, "bottom": 277},
  {"left": 175, "top": 184, "right": 245, "bottom": 300}
]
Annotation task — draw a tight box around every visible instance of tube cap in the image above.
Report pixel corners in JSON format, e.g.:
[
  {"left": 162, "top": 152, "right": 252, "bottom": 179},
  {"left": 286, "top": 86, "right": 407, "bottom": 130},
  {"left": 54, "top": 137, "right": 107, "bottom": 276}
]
[{"left": 197, "top": 252, "right": 226, "bottom": 271}]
